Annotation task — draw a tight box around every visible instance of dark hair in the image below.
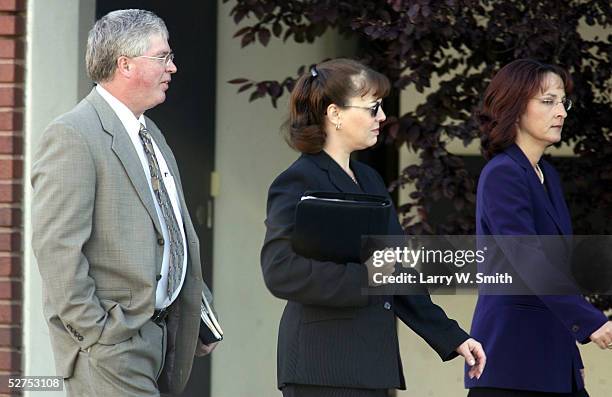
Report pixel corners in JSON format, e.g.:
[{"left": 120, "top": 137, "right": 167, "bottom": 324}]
[
  {"left": 285, "top": 58, "right": 390, "bottom": 153},
  {"left": 477, "top": 59, "right": 573, "bottom": 160}
]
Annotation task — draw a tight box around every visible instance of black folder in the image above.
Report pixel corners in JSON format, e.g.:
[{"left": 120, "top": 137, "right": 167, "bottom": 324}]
[
  {"left": 292, "top": 191, "right": 391, "bottom": 263},
  {"left": 199, "top": 290, "right": 223, "bottom": 344}
]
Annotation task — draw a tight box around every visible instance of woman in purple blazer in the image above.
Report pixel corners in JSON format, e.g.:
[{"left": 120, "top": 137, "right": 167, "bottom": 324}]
[{"left": 465, "top": 59, "right": 612, "bottom": 397}]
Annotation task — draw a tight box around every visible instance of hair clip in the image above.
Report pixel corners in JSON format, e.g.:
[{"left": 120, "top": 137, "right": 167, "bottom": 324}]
[{"left": 310, "top": 67, "right": 318, "bottom": 78}]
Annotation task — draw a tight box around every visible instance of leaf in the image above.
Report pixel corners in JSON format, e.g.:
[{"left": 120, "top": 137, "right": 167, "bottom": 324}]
[
  {"left": 407, "top": 125, "right": 420, "bottom": 143},
  {"left": 233, "top": 10, "right": 246, "bottom": 25},
  {"left": 263, "top": 2, "right": 276, "bottom": 13},
  {"left": 267, "top": 82, "right": 282, "bottom": 97},
  {"left": 253, "top": 4, "right": 265, "bottom": 19},
  {"left": 388, "top": 122, "right": 400, "bottom": 139},
  {"left": 272, "top": 22, "right": 282, "bottom": 37},
  {"left": 228, "top": 78, "right": 249, "bottom": 84},
  {"left": 233, "top": 26, "right": 252, "bottom": 39},
  {"left": 237, "top": 83, "right": 253, "bottom": 93},
  {"left": 390, "top": 0, "right": 403, "bottom": 13},
  {"left": 408, "top": 4, "right": 420, "bottom": 21},
  {"left": 256, "top": 82, "right": 268, "bottom": 95},
  {"left": 258, "top": 28, "right": 271, "bottom": 46},
  {"left": 241, "top": 32, "right": 255, "bottom": 48},
  {"left": 285, "top": 79, "right": 296, "bottom": 92},
  {"left": 249, "top": 91, "right": 263, "bottom": 102}
]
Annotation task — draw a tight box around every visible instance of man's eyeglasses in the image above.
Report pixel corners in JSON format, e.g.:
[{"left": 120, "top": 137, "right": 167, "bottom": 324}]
[
  {"left": 343, "top": 101, "right": 382, "bottom": 118},
  {"left": 533, "top": 97, "right": 573, "bottom": 111},
  {"left": 137, "top": 52, "right": 175, "bottom": 66}
]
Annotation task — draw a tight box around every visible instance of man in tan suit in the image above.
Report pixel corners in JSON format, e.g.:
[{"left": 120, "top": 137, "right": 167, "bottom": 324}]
[{"left": 32, "top": 9, "right": 217, "bottom": 396}]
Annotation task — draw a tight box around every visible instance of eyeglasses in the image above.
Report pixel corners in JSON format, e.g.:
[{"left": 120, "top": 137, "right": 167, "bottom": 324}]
[
  {"left": 533, "top": 97, "right": 573, "bottom": 111},
  {"left": 343, "top": 101, "right": 382, "bottom": 118},
  {"left": 137, "top": 52, "right": 175, "bottom": 66}
]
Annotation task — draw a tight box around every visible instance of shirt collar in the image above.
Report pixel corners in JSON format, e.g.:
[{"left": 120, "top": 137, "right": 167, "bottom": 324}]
[{"left": 95, "top": 84, "right": 146, "bottom": 135}]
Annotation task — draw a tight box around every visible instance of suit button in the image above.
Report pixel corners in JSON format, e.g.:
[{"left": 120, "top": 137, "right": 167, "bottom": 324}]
[
  {"left": 572, "top": 325, "right": 580, "bottom": 333},
  {"left": 156, "top": 274, "right": 162, "bottom": 281},
  {"left": 157, "top": 238, "right": 164, "bottom": 245},
  {"left": 384, "top": 302, "right": 392, "bottom": 310}
]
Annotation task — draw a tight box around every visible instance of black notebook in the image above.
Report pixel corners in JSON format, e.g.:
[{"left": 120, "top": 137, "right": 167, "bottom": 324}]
[
  {"left": 292, "top": 191, "right": 391, "bottom": 263},
  {"left": 199, "top": 290, "right": 223, "bottom": 344}
]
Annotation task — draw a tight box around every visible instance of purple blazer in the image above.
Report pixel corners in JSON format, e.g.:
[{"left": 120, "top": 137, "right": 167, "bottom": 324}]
[{"left": 465, "top": 144, "right": 607, "bottom": 393}]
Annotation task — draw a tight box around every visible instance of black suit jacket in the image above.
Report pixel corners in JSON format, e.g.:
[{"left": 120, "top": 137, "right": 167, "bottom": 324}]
[{"left": 261, "top": 151, "right": 469, "bottom": 390}]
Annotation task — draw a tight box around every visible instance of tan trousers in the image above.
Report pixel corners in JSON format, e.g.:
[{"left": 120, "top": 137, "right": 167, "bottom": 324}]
[{"left": 65, "top": 319, "right": 167, "bottom": 397}]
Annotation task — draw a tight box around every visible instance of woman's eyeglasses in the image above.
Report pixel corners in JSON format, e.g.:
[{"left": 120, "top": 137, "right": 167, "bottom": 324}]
[
  {"left": 533, "top": 97, "right": 573, "bottom": 111},
  {"left": 343, "top": 101, "right": 382, "bottom": 118}
]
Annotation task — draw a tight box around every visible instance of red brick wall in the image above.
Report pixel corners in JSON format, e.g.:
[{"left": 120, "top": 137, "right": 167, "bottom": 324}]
[{"left": 0, "top": 0, "right": 24, "bottom": 395}]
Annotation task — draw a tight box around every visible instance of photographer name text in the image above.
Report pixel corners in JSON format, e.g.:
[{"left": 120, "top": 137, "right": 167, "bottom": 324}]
[{"left": 373, "top": 272, "right": 513, "bottom": 286}]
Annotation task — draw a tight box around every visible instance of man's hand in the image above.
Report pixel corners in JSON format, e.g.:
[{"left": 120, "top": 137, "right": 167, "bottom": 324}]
[
  {"left": 589, "top": 321, "right": 612, "bottom": 350},
  {"left": 456, "top": 338, "right": 486, "bottom": 379},
  {"left": 195, "top": 340, "right": 219, "bottom": 357}
]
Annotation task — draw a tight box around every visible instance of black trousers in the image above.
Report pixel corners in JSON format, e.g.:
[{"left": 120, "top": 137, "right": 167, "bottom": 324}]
[
  {"left": 281, "top": 384, "right": 389, "bottom": 397},
  {"left": 468, "top": 387, "right": 590, "bottom": 397}
]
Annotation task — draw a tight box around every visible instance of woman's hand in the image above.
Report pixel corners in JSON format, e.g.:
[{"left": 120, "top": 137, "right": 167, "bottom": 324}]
[
  {"left": 456, "top": 338, "right": 486, "bottom": 379},
  {"left": 589, "top": 321, "right": 612, "bottom": 349}
]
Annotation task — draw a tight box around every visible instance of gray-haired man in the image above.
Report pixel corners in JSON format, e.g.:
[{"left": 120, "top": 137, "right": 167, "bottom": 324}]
[{"left": 32, "top": 9, "right": 216, "bottom": 396}]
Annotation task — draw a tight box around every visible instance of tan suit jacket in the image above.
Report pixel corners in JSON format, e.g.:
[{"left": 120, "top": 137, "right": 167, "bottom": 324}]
[{"left": 32, "top": 88, "right": 211, "bottom": 395}]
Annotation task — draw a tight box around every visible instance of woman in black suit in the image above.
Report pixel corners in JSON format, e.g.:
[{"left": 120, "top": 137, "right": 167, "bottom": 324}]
[{"left": 260, "top": 58, "right": 486, "bottom": 397}]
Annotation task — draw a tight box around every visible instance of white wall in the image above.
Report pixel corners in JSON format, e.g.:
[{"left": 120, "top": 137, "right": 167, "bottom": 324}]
[
  {"left": 24, "top": 1, "right": 95, "bottom": 396},
  {"left": 212, "top": 2, "right": 355, "bottom": 396}
]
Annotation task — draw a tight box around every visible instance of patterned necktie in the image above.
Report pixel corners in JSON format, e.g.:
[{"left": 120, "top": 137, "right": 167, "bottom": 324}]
[{"left": 138, "top": 124, "right": 184, "bottom": 297}]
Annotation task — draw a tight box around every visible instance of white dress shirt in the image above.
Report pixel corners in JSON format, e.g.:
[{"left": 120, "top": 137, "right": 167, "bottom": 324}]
[{"left": 96, "top": 84, "right": 187, "bottom": 309}]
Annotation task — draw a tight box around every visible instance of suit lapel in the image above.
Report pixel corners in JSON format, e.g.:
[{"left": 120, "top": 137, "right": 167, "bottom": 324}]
[
  {"left": 85, "top": 89, "right": 163, "bottom": 236},
  {"left": 541, "top": 160, "right": 572, "bottom": 235},
  {"left": 505, "top": 144, "right": 566, "bottom": 234},
  {"left": 328, "top": 162, "right": 363, "bottom": 193},
  {"left": 306, "top": 151, "right": 363, "bottom": 193},
  {"left": 350, "top": 159, "right": 379, "bottom": 195},
  {"left": 529, "top": 174, "right": 565, "bottom": 234}
]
